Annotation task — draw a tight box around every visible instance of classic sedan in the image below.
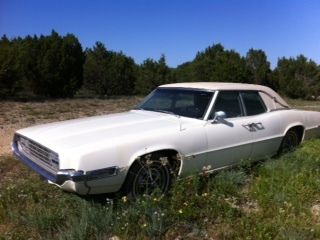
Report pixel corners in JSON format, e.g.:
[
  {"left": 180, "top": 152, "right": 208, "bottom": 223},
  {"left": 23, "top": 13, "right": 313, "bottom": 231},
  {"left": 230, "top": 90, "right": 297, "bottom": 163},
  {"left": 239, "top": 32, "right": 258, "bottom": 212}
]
[{"left": 12, "top": 82, "right": 320, "bottom": 198}]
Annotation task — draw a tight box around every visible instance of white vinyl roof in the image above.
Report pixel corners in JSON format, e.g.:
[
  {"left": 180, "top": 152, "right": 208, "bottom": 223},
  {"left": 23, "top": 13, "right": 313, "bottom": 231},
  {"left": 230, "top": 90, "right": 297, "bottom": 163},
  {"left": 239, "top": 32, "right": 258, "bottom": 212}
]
[{"left": 160, "top": 82, "right": 289, "bottom": 108}]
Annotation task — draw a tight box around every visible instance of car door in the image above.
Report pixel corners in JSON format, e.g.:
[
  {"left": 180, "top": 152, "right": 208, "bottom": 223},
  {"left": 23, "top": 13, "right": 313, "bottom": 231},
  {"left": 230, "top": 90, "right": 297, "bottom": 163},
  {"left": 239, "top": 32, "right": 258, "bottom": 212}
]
[
  {"left": 204, "top": 91, "right": 253, "bottom": 169},
  {"left": 240, "top": 91, "right": 281, "bottom": 160}
]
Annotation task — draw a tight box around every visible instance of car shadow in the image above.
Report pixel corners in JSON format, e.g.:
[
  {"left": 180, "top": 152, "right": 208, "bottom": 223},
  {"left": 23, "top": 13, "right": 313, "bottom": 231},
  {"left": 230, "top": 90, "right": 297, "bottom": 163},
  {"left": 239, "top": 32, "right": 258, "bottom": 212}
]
[{"left": 79, "top": 192, "right": 120, "bottom": 204}]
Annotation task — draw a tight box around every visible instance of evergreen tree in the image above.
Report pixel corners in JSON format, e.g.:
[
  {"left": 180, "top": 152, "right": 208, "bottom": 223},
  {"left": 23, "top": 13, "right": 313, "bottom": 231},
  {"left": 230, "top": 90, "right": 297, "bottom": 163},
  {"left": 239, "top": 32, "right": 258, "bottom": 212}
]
[
  {"left": 245, "top": 49, "right": 271, "bottom": 86},
  {"left": 0, "top": 35, "right": 20, "bottom": 98},
  {"left": 190, "top": 43, "right": 250, "bottom": 83},
  {"left": 172, "top": 61, "right": 195, "bottom": 82},
  {"left": 83, "top": 42, "right": 136, "bottom": 96},
  {"left": 274, "top": 55, "right": 320, "bottom": 98},
  {"left": 1, "top": 31, "right": 320, "bottom": 100},
  {"left": 135, "top": 55, "right": 170, "bottom": 95}
]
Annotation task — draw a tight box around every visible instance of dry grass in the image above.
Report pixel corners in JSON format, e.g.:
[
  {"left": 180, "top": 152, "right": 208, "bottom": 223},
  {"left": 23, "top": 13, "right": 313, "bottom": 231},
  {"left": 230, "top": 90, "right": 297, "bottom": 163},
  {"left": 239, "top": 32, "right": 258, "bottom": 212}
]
[{"left": 286, "top": 98, "right": 320, "bottom": 111}]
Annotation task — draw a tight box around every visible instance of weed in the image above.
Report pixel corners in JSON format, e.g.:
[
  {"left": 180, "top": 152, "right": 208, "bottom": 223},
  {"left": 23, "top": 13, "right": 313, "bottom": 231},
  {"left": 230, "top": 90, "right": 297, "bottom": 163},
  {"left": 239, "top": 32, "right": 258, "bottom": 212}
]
[{"left": 1, "top": 141, "right": 320, "bottom": 238}]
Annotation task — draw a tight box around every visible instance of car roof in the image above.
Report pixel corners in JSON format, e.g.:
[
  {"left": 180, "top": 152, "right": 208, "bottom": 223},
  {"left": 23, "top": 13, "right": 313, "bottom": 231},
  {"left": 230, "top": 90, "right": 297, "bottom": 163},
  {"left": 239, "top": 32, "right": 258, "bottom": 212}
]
[
  {"left": 162, "top": 82, "right": 269, "bottom": 91},
  {"left": 160, "top": 82, "right": 289, "bottom": 108}
]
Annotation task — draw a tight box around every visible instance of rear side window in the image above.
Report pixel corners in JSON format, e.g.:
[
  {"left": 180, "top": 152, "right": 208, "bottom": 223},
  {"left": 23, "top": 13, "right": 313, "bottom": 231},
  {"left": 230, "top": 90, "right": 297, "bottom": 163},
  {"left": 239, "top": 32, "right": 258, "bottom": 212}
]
[{"left": 241, "top": 91, "right": 266, "bottom": 116}]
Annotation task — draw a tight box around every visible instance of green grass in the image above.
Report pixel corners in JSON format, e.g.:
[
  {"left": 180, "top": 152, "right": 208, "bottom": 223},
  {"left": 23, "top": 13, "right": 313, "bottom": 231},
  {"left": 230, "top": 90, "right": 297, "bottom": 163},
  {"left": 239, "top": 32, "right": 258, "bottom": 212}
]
[{"left": 1, "top": 140, "right": 320, "bottom": 239}]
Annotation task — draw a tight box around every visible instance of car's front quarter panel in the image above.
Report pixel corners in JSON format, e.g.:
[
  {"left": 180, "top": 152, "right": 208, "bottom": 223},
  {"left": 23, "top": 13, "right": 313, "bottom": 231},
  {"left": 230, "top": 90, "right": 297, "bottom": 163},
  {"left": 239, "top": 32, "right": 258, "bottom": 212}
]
[
  {"left": 127, "top": 118, "right": 209, "bottom": 177},
  {"left": 72, "top": 141, "right": 136, "bottom": 194},
  {"left": 62, "top": 120, "right": 190, "bottom": 194},
  {"left": 79, "top": 117, "right": 208, "bottom": 194}
]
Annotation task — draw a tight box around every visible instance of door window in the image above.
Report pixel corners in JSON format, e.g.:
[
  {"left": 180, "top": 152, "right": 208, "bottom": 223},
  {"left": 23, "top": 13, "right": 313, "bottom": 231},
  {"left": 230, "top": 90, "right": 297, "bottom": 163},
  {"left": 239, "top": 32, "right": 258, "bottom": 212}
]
[
  {"left": 211, "top": 91, "right": 243, "bottom": 118},
  {"left": 241, "top": 92, "right": 266, "bottom": 116}
]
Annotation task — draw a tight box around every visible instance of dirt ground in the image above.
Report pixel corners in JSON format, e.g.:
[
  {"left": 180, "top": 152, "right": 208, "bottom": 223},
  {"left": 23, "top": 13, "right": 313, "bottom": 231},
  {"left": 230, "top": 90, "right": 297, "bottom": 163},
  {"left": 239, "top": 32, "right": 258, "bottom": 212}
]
[{"left": 0, "top": 97, "right": 141, "bottom": 156}]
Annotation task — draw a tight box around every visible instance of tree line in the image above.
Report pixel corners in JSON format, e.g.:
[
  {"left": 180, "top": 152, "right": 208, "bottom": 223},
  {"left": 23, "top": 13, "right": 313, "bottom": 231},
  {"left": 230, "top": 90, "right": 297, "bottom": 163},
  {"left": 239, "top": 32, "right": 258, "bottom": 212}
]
[{"left": 1, "top": 31, "right": 319, "bottom": 99}]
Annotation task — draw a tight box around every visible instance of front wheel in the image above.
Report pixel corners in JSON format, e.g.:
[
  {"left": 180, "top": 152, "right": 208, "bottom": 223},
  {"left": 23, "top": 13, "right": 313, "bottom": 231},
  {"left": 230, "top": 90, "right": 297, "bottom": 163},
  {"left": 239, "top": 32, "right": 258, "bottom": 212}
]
[
  {"left": 122, "top": 154, "right": 172, "bottom": 199},
  {"left": 279, "top": 129, "right": 300, "bottom": 154}
]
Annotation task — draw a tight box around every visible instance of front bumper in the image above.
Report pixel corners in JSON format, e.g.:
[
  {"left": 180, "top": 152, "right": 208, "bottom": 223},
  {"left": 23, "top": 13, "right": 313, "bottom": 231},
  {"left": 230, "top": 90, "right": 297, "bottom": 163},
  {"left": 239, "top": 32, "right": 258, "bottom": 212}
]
[{"left": 12, "top": 140, "right": 123, "bottom": 195}]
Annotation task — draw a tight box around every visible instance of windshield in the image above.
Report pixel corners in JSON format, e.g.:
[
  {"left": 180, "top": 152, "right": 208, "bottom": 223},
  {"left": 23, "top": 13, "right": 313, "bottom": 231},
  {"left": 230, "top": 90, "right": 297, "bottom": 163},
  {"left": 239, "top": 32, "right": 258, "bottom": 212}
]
[{"left": 135, "top": 88, "right": 214, "bottom": 119}]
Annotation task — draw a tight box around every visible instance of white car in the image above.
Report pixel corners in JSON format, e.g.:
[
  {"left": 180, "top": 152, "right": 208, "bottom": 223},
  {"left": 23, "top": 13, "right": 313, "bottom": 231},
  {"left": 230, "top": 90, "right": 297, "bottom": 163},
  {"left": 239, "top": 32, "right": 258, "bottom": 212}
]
[{"left": 12, "top": 82, "right": 320, "bottom": 198}]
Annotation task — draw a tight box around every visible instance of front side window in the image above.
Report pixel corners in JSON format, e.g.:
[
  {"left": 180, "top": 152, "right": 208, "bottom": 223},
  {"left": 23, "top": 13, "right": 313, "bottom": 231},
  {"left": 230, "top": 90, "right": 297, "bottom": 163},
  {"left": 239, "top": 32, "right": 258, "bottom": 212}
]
[
  {"left": 241, "top": 91, "right": 266, "bottom": 116},
  {"left": 211, "top": 91, "right": 243, "bottom": 118},
  {"left": 136, "top": 88, "right": 213, "bottom": 119}
]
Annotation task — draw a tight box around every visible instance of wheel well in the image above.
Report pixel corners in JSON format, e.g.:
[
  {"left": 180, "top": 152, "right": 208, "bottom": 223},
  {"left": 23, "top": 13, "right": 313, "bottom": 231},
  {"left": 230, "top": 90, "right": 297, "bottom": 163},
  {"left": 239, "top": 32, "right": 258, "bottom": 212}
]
[
  {"left": 119, "top": 149, "right": 181, "bottom": 195},
  {"left": 287, "top": 125, "right": 304, "bottom": 144},
  {"left": 137, "top": 149, "right": 181, "bottom": 176},
  {"left": 128, "top": 149, "right": 181, "bottom": 177}
]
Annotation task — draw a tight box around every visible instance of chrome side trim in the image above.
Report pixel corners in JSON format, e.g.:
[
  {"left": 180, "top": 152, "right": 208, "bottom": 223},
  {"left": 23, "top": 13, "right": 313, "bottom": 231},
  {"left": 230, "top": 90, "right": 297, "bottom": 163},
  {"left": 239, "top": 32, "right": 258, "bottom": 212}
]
[
  {"left": 55, "top": 169, "right": 85, "bottom": 185},
  {"left": 86, "top": 167, "right": 119, "bottom": 181},
  {"left": 55, "top": 167, "right": 120, "bottom": 184}
]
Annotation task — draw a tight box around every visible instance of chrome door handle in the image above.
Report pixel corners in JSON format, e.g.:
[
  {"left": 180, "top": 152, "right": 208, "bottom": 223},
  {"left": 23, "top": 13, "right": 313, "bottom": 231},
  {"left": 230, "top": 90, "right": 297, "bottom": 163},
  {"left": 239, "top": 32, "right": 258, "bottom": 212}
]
[
  {"left": 242, "top": 122, "right": 265, "bottom": 132},
  {"left": 242, "top": 123, "right": 256, "bottom": 132},
  {"left": 253, "top": 122, "right": 264, "bottom": 130}
]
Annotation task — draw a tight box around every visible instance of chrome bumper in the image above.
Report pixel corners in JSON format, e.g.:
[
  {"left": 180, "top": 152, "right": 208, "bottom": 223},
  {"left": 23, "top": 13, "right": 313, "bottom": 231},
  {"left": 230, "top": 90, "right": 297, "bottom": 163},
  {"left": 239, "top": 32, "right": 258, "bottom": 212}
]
[
  {"left": 55, "top": 167, "right": 119, "bottom": 185},
  {"left": 12, "top": 140, "right": 121, "bottom": 194}
]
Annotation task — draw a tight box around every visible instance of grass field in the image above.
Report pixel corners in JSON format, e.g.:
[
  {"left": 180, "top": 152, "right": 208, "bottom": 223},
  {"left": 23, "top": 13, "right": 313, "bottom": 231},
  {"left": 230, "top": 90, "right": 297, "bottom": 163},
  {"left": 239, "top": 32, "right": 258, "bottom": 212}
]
[{"left": 0, "top": 97, "right": 320, "bottom": 239}]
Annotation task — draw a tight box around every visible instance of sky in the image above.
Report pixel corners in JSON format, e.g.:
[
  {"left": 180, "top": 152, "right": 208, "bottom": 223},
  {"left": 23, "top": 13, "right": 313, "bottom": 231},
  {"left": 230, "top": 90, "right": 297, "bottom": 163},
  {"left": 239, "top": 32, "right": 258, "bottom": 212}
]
[{"left": 1, "top": 0, "right": 320, "bottom": 68}]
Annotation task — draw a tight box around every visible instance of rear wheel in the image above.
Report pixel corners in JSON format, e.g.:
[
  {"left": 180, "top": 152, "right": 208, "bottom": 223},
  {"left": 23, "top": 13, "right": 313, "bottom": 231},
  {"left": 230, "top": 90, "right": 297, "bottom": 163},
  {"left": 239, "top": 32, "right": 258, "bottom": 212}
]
[
  {"left": 279, "top": 129, "right": 300, "bottom": 154},
  {"left": 122, "top": 154, "right": 172, "bottom": 199}
]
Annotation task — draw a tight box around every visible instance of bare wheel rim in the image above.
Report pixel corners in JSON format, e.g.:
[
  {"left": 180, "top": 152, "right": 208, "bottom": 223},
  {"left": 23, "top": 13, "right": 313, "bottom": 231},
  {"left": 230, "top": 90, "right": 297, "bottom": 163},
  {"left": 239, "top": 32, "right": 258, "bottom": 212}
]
[
  {"left": 282, "top": 131, "right": 299, "bottom": 153},
  {"left": 132, "top": 161, "right": 170, "bottom": 198}
]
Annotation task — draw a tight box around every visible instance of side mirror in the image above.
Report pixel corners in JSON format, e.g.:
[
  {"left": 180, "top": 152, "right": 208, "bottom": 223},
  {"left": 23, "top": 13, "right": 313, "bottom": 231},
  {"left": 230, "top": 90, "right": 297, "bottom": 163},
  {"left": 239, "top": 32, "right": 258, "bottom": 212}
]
[{"left": 212, "top": 111, "right": 227, "bottom": 123}]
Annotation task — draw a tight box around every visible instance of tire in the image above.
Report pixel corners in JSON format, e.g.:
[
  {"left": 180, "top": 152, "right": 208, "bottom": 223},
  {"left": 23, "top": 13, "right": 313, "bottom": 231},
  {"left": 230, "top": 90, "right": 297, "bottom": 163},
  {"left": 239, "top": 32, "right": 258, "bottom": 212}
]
[
  {"left": 121, "top": 154, "right": 172, "bottom": 199},
  {"left": 279, "top": 129, "right": 300, "bottom": 154}
]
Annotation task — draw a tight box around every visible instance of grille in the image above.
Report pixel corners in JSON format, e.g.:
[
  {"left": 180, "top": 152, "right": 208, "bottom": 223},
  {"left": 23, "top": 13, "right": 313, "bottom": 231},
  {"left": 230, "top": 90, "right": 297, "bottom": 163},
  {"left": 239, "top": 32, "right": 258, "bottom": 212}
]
[{"left": 17, "top": 135, "right": 59, "bottom": 171}]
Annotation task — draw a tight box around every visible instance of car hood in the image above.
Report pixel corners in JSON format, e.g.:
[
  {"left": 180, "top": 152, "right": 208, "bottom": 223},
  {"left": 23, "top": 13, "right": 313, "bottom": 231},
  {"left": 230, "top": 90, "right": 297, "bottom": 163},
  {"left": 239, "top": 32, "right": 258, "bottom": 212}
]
[{"left": 16, "top": 110, "right": 180, "bottom": 153}]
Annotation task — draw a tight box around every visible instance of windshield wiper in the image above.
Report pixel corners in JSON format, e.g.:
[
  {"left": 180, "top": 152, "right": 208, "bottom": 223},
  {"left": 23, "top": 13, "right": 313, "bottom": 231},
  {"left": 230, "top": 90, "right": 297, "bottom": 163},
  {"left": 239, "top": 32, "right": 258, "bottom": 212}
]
[
  {"left": 133, "top": 108, "right": 179, "bottom": 117},
  {"left": 153, "top": 109, "right": 180, "bottom": 118},
  {"left": 154, "top": 109, "right": 174, "bottom": 115}
]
